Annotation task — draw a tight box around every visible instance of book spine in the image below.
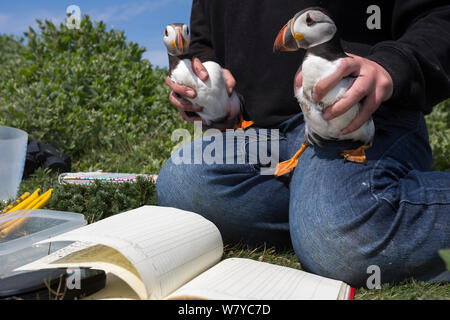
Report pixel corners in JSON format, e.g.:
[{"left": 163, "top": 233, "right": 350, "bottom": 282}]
[{"left": 348, "top": 287, "right": 355, "bottom": 300}]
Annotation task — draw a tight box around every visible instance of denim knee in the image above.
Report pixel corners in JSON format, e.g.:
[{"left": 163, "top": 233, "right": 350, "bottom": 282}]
[
  {"left": 156, "top": 155, "right": 191, "bottom": 208},
  {"left": 288, "top": 159, "right": 389, "bottom": 287},
  {"left": 289, "top": 169, "right": 449, "bottom": 287},
  {"left": 289, "top": 196, "right": 373, "bottom": 286},
  {"left": 156, "top": 136, "right": 294, "bottom": 247}
]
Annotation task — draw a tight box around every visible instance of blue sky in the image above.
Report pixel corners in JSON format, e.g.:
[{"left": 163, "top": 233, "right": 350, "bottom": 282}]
[{"left": 0, "top": 0, "right": 192, "bottom": 68}]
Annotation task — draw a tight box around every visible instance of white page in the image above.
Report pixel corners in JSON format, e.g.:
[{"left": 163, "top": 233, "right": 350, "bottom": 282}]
[
  {"left": 17, "top": 206, "right": 223, "bottom": 299},
  {"left": 167, "top": 258, "right": 349, "bottom": 300}
]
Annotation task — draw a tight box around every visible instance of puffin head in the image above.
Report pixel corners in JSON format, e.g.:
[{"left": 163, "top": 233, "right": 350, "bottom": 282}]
[
  {"left": 273, "top": 8, "right": 337, "bottom": 52},
  {"left": 163, "top": 23, "right": 190, "bottom": 56}
]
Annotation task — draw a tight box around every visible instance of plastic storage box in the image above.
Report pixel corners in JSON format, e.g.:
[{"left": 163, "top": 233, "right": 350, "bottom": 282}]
[{"left": 0, "top": 209, "right": 86, "bottom": 278}]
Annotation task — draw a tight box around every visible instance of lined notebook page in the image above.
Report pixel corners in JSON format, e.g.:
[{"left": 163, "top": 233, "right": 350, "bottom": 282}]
[
  {"left": 34, "top": 206, "right": 224, "bottom": 299},
  {"left": 167, "top": 258, "right": 349, "bottom": 300}
]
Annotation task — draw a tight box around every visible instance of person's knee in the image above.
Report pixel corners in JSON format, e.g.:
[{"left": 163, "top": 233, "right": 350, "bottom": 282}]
[
  {"left": 289, "top": 190, "right": 374, "bottom": 287},
  {"left": 291, "top": 223, "right": 372, "bottom": 286},
  {"left": 156, "top": 154, "right": 194, "bottom": 208},
  {"left": 157, "top": 147, "right": 230, "bottom": 213},
  {"left": 156, "top": 157, "right": 176, "bottom": 206}
]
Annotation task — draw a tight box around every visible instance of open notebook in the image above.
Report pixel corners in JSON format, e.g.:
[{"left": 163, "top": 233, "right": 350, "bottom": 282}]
[{"left": 16, "top": 206, "right": 354, "bottom": 300}]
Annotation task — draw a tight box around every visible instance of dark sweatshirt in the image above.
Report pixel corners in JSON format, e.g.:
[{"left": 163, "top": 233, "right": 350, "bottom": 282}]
[{"left": 188, "top": 0, "right": 450, "bottom": 127}]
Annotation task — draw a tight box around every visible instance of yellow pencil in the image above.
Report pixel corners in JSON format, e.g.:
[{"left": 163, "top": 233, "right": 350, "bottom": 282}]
[
  {"left": 1, "top": 192, "right": 31, "bottom": 214},
  {"left": 8, "top": 188, "right": 41, "bottom": 212},
  {"left": 30, "top": 189, "right": 53, "bottom": 209},
  {"left": 0, "top": 189, "right": 53, "bottom": 238},
  {"left": 0, "top": 188, "right": 41, "bottom": 230},
  {"left": 0, "top": 209, "right": 32, "bottom": 238},
  {"left": 25, "top": 188, "right": 53, "bottom": 209}
]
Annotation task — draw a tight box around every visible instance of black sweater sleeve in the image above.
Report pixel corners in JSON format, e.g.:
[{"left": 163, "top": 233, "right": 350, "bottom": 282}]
[
  {"left": 188, "top": 0, "right": 217, "bottom": 63},
  {"left": 367, "top": 1, "right": 450, "bottom": 114}
]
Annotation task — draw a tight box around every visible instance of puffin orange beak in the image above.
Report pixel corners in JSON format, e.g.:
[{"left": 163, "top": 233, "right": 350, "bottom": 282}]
[
  {"left": 273, "top": 18, "right": 301, "bottom": 52},
  {"left": 176, "top": 28, "right": 184, "bottom": 54}
]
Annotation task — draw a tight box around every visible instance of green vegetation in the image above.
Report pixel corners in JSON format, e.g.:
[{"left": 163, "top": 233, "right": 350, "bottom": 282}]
[
  {"left": 0, "top": 17, "right": 448, "bottom": 300},
  {"left": 0, "top": 17, "right": 189, "bottom": 169},
  {"left": 440, "top": 249, "right": 450, "bottom": 271},
  {"left": 426, "top": 100, "right": 450, "bottom": 172}
]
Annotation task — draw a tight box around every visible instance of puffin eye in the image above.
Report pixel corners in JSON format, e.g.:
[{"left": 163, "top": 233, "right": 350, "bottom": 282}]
[
  {"left": 306, "top": 14, "right": 316, "bottom": 26},
  {"left": 164, "top": 28, "right": 169, "bottom": 37}
]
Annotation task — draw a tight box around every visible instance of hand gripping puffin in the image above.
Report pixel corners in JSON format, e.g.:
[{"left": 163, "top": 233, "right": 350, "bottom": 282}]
[
  {"left": 164, "top": 23, "right": 252, "bottom": 128},
  {"left": 273, "top": 8, "right": 374, "bottom": 176}
]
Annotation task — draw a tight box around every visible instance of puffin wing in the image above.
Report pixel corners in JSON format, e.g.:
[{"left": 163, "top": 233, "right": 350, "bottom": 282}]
[{"left": 299, "top": 55, "right": 374, "bottom": 144}]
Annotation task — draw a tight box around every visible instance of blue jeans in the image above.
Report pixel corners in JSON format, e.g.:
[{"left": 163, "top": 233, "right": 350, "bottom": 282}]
[{"left": 157, "top": 105, "right": 450, "bottom": 287}]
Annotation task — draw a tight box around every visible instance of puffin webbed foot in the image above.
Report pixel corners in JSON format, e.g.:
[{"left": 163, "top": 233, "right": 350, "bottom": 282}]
[
  {"left": 274, "top": 158, "right": 298, "bottom": 177},
  {"left": 274, "top": 143, "right": 309, "bottom": 176},
  {"left": 234, "top": 113, "right": 254, "bottom": 130},
  {"left": 340, "top": 145, "right": 370, "bottom": 164}
]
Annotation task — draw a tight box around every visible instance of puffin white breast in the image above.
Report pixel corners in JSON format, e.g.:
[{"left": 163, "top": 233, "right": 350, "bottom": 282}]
[{"left": 170, "top": 60, "right": 240, "bottom": 125}]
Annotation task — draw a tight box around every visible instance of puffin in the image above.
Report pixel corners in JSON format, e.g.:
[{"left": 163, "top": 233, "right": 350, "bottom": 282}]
[
  {"left": 163, "top": 23, "right": 251, "bottom": 128},
  {"left": 273, "top": 8, "right": 374, "bottom": 176}
]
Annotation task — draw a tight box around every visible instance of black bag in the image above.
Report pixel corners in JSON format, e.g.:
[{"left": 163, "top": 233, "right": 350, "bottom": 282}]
[{"left": 23, "top": 141, "right": 71, "bottom": 179}]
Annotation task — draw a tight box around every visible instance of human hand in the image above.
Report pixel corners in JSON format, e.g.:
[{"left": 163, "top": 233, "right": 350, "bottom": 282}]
[
  {"left": 222, "top": 68, "right": 237, "bottom": 97},
  {"left": 166, "top": 58, "right": 241, "bottom": 129},
  {"left": 166, "top": 57, "right": 208, "bottom": 123},
  {"left": 166, "top": 58, "right": 238, "bottom": 125},
  {"left": 294, "top": 53, "right": 393, "bottom": 134}
]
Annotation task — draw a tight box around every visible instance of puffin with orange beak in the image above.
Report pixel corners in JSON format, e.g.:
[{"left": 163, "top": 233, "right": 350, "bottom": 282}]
[
  {"left": 163, "top": 23, "right": 243, "bottom": 126},
  {"left": 273, "top": 8, "right": 374, "bottom": 176}
]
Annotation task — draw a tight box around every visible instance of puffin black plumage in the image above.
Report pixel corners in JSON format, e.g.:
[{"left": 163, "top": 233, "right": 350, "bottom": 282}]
[
  {"left": 163, "top": 23, "right": 242, "bottom": 126},
  {"left": 273, "top": 8, "right": 375, "bottom": 176}
]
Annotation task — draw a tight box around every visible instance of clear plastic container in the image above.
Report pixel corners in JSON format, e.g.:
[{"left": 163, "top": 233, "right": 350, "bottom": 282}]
[
  {"left": 0, "top": 209, "right": 86, "bottom": 278},
  {"left": 0, "top": 126, "right": 28, "bottom": 202}
]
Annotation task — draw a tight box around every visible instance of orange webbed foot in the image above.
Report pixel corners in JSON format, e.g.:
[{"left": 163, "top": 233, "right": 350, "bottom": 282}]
[
  {"left": 234, "top": 114, "right": 254, "bottom": 130},
  {"left": 274, "top": 143, "right": 309, "bottom": 176},
  {"left": 274, "top": 158, "right": 299, "bottom": 176},
  {"left": 340, "top": 145, "right": 370, "bottom": 164}
]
